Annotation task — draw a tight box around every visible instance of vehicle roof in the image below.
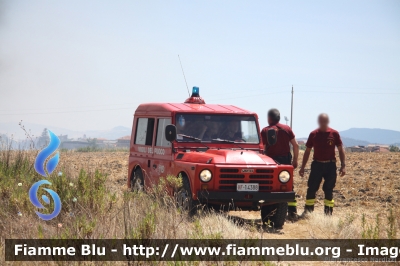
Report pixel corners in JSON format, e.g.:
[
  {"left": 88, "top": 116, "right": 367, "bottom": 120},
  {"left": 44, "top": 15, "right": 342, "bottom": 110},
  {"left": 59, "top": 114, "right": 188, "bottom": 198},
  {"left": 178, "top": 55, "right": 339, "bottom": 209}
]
[{"left": 134, "top": 103, "right": 256, "bottom": 116}]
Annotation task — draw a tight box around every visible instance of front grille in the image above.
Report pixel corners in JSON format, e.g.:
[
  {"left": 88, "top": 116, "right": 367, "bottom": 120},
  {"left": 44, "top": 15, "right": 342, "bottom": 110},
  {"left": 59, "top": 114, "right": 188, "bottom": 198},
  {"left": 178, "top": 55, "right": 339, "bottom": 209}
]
[
  {"left": 249, "top": 174, "right": 273, "bottom": 179},
  {"left": 218, "top": 167, "right": 275, "bottom": 192},
  {"left": 256, "top": 169, "right": 274, "bottom": 173},
  {"left": 220, "top": 168, "right": 239, "bottom": 173},
  {"left": 219, "top": 180, "right": 242, "bottom": 184},
  {"left": 220, "top": 174, "right": 245, "bottom": 179},
  {"left": 257, "top": 180, "right": 273, "bottom": 184}
]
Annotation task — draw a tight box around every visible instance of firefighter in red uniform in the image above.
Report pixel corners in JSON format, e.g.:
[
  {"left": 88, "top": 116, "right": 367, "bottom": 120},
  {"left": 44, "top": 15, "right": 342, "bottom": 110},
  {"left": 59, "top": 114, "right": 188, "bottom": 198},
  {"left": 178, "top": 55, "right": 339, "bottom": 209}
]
[
  {"left": 299, "top": 113, "right": 346, "bottom": 216},
  {"left": 261, "top": 109, "right": 299, "bottom": 221}
]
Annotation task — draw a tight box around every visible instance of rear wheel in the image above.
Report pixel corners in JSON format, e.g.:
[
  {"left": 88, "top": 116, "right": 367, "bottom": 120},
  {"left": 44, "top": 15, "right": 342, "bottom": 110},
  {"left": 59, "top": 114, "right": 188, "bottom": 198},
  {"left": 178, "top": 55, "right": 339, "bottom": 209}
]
[
  {"left": 261, "top": 202, "right": 288, "bottom": 229},
  {"left": 131, "top": 168, "right": 144, "bottom": 192},
  {"left": 176, "top": 176, "right": 199, "bottom": 215}
]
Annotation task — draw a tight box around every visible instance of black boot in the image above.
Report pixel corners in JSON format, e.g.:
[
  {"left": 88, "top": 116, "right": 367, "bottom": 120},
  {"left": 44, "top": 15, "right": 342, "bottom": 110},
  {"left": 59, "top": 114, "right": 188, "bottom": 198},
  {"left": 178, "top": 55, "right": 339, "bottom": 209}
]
[
  {"left": 305, "top": 205, "right": 314, "bottom": 213},
  {"left": 287, "top": 206, "right": 299, "bottom": 221},
  {"left": 324, "top": 206, "right": 333, "bottom": 215},
  {"left": 288, "top": 206, "right": 297, "bottom": 214},
  {"left": 300, "top": 205, "right": 314, "bottom": 219},
  {"left": 324, "top": 199, "right": 334, "bottom": 215}
]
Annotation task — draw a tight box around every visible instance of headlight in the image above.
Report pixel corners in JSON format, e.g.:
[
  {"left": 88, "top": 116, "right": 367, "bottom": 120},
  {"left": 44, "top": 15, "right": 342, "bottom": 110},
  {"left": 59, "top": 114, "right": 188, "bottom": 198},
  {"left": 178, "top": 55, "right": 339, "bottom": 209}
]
[
  {"left": 199, "top": 169, "right": 212, "bottom": 182},
  {"left": 278, "top": 170, "right": 290, "bottom": 183}
]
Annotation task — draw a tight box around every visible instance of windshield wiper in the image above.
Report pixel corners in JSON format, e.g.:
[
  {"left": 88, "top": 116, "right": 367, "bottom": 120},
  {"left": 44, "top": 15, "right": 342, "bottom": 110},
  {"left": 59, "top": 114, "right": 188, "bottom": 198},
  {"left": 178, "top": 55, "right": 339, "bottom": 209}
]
[
  {"left": 178, "top": 134, "right": 202, "bottom": 141},
  {"left": 178, "top": 134, "right": 209, "bottom": 149},
  {"left": 211, "top": 138, "right": 234, "bottom": 143},
  {"left": 211, "top": 138, "right": 244, "bottom": 150}
]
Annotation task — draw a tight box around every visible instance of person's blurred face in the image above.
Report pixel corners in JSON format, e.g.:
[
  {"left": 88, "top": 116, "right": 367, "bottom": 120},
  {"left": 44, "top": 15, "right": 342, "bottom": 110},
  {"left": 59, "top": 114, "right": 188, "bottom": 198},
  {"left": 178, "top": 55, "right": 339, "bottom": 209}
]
[
  {"left": 318, "top": 114, "right": 329, "bottom": 131},
  {"left": 228, "top": 121, "right": 239, "bottom": 132},
  {"left": 208, "top": 122, "right": 219, "bottom": 134}
]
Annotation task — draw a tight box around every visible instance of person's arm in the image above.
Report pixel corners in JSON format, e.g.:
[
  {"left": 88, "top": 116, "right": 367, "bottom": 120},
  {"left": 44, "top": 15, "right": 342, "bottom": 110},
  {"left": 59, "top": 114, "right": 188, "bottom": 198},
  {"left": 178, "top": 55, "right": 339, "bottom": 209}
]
[
  {"left": 290, "top": 138, "right": 299, "bottom": 169},
  {"left": 197, "top": 125, "right": 208, "bottom": 139},
  {"left": 300, "top": 132, "right": 314, "bottom": 177},
  {"left": 299, "top": 147, "right": 312, "bottom": 177},
  {"left": 260, "top": 128, "right": 267, "bottom": 154},
  {"left": 337, "top": 145, "right": 346, "bottom": 176}
]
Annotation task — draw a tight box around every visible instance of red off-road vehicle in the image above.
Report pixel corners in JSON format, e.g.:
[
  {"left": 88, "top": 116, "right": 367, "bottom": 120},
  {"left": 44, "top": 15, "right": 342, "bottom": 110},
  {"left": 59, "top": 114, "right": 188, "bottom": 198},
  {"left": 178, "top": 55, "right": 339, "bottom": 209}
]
[{"left": 127, "top": 87, "right": 294, "bottom": 227}]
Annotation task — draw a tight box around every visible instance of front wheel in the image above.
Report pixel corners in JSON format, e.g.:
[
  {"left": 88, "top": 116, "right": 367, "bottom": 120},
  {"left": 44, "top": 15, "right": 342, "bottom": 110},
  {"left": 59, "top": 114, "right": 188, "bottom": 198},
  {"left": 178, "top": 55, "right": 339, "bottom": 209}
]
[
  {"left": 131, "top": 168, "right": 144, "bottom": 192},
  {"left": 261, "top": 202, "right": 288, "bottom": 229},
  {"left": 176, "top": 176, "right": 200, "bottom": 215}
]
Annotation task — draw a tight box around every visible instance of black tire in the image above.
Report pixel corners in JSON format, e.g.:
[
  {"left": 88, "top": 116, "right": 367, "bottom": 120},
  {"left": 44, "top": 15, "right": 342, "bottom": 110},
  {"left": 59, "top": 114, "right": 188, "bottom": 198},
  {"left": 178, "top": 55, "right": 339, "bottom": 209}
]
[
  {"left": 131, "top": 168, "right": 144, "bottom": 192},
  {"left": 261, "top": 202, "right": 288, "bottom": 229},
  {"left": 176, "top": 175, "right": 199, "bottom": 216}
]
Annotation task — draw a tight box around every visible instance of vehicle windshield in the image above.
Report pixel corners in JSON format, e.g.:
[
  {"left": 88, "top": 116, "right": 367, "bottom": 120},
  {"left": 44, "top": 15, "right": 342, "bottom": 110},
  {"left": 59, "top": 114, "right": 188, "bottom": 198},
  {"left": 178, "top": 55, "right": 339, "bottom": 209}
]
[{"left": 175, "top": 114, "right": 260, "bottom": 143}]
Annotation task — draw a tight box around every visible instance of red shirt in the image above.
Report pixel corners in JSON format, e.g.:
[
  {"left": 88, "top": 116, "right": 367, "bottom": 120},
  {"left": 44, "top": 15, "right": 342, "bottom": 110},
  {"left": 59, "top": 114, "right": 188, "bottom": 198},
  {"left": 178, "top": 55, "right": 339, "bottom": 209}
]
[
  {"left": 306, "top": 127, "right": 343, "bottom": 161},
  {"left": 261, "top": 123, "right": 295, "bottom": 157}
]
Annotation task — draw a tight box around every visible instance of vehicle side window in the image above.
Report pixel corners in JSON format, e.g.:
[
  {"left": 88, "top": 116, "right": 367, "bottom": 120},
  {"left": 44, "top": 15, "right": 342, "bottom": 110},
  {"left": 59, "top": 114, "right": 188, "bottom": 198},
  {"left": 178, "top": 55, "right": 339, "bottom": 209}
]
[
  {"left": 134, "top": 118, "right": 155, "bottom": 146},
  {"left": 155, "top": 118, "right": 172, "bottom": 147}
]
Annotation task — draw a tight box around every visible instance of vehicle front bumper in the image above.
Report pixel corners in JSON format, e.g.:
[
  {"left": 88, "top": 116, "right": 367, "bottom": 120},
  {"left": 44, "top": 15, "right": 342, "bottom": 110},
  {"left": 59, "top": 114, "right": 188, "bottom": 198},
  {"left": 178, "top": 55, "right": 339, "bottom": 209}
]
[{"left": 197, "top": 191, "right": 295, "bottom": 203}]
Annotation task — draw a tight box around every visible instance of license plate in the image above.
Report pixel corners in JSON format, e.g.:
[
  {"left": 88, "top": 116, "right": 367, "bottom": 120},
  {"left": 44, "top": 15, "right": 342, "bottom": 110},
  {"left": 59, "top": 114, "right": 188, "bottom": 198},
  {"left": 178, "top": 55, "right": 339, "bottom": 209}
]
[{"left": 236, "top": 183, "right": 259, "bottom": 192}]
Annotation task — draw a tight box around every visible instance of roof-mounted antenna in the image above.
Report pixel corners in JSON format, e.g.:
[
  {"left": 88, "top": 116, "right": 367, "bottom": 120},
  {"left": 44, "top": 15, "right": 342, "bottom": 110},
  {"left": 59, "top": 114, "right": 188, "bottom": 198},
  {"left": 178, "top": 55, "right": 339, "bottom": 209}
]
[{"left": 178, "top": 55, "right": 190, "bottom": 97}]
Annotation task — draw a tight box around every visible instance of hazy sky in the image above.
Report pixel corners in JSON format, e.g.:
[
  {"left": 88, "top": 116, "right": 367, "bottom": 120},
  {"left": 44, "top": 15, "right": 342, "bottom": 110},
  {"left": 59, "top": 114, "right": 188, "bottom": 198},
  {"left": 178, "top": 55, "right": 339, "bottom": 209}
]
[{"left": 0, "top": 0, "right": 399, "bottom": 138}]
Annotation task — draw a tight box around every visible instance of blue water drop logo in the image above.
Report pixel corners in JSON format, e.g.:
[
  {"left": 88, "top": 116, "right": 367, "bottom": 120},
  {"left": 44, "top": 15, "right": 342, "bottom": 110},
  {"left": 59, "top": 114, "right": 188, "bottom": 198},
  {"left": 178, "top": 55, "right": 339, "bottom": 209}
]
[
  {"left": 34, "top": 130, "right": 60, "bottom": 177},
  {"left": 30, "top": 129, "right": 62, "bottom": 220},
  {"left": 29, "top": 180, "right": 62, "bottom": 221}
]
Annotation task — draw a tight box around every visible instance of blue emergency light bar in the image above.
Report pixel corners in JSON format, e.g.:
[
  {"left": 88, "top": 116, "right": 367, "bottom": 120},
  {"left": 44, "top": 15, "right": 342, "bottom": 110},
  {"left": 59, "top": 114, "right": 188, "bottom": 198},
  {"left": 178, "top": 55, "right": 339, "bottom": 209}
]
[
  {"left": 184, "top": 86, "right": 205, "bottom": 104},
  {"left": 191, "top": 86, "right": 200, "bottom": 97}
]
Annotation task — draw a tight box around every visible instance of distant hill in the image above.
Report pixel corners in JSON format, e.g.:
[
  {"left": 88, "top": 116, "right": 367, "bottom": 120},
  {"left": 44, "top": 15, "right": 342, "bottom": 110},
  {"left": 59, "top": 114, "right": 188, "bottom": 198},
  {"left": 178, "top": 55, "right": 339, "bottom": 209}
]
[
  {"left": 0, "top": 122, "right": 131, "bottom": 140},
  {"left": 340, "top": 128, "right": 400, "bottom": 145},
  {"left": 298, "top": 137, "right": 369, "bottom": 147},
  {"left": 298, "top": 128, "right": 400, "bottom": 147},
  {"left": 341, "top": 137, "right": 370, "bottom": 147},
  {"left": 85, "top": 126, "right": 131, "bottom": 140}
]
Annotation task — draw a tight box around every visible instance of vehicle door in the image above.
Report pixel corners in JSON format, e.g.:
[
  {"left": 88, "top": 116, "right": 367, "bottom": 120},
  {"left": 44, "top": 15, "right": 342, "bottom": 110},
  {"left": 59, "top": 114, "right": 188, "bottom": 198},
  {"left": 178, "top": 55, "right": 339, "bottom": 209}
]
[
  {"left": 152, "top": 118, "right": 173, "bottom": 184},
  {"left": 133, "top": 117, "right": 155, "bottom": 187}
]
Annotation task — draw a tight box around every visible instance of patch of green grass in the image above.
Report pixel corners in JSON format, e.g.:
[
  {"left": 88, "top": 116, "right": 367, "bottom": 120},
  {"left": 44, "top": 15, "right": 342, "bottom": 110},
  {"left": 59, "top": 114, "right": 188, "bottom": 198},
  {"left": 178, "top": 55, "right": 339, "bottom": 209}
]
[
  {"left": 0, "top": 148, "right": 112, "bottom": 234},
  {"left": 0, "top": 147, "right": 191, "bottom": 242}
]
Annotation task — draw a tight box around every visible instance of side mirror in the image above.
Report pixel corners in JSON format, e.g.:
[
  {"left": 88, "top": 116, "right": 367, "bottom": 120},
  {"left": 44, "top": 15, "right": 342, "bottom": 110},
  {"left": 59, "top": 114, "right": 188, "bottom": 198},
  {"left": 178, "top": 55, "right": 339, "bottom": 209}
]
[
  {"left": 165, "top": 125, "right": 177, "bottom": 142},
  {"left": 266, "top": 128, "right": 278, "bottom": 146}
]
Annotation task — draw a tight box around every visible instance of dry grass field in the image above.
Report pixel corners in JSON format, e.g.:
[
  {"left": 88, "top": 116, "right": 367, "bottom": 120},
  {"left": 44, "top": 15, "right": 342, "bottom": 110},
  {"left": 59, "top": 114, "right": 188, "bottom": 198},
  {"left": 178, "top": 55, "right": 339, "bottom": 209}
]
[
  {"left": 1, "top": 149, "right": 400, "bottom": 265},
  {"left": 57, "top": 150, "right": 400, "bottom": 238}
]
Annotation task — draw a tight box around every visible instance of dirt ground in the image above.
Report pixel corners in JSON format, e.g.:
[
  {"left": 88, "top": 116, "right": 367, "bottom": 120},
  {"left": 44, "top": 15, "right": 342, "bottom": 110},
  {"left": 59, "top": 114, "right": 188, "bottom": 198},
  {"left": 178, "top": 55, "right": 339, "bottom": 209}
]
[{"left": 57, "top": 150, "right": 400, "bottom": 239}]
